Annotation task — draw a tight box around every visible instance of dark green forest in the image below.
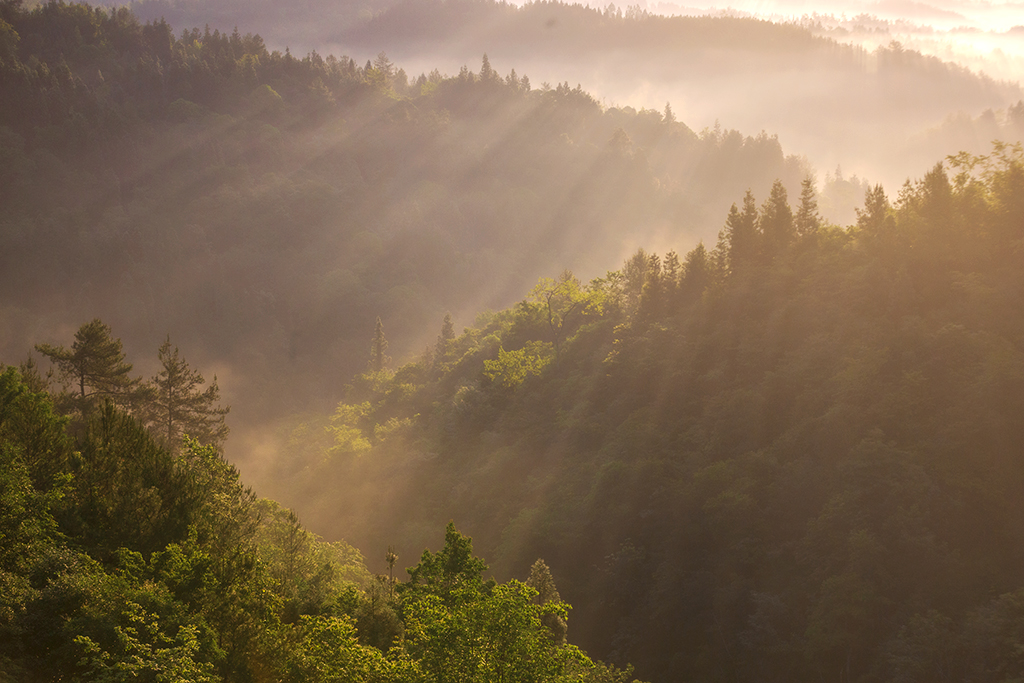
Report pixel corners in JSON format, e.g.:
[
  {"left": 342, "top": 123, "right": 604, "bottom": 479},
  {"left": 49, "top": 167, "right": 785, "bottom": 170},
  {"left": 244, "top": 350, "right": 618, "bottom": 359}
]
[
  {"left": 6, "top": 1, "right": 1024, "bottom": 682},
  {"left": 273, "top": 150, "right": 1024, "bottom": 682}
]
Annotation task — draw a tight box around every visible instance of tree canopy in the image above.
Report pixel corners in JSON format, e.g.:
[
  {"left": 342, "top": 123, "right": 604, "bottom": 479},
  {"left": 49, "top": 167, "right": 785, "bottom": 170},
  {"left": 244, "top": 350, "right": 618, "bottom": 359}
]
[{"left": 272, "top": 145, "right": 1024, "bottom": 683}]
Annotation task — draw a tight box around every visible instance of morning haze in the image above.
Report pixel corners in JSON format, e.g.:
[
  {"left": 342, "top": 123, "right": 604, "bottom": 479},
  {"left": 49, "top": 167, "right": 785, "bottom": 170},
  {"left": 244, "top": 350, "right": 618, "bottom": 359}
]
[{"left": 3, "top": 0, "right": 1024, "bottom": 680}]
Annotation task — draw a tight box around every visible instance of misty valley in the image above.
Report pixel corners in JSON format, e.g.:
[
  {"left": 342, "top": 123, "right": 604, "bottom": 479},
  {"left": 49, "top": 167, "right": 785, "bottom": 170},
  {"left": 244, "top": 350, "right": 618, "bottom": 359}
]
[{"left": 3, "top": 0, "right": 1024, "bottom": 682}]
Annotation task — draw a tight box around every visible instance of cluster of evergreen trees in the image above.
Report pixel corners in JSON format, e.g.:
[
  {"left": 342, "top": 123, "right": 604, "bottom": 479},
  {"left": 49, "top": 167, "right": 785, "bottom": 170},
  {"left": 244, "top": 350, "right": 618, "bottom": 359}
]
[
  {"left": 276, "top": 145, "right": 1024, "bottom": 683},
  {"left": 27, "top": 319, "right": 228, "bottom": 452}
]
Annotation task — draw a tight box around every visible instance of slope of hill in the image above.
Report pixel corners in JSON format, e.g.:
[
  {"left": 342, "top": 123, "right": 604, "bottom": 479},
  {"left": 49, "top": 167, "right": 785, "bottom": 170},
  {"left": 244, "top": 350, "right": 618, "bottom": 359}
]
[
  {"left": 0, "top": 362, "right": 640, "bottom": 682},
  {"left": 274, "top": 148, "right": 1024, "bottom": 683}
]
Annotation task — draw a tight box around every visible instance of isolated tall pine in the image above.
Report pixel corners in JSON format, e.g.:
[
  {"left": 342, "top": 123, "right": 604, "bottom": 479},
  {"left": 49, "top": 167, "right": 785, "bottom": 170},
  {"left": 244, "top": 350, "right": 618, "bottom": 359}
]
[
  {"left": 370, "top": 317, "right": 391, "bottom": 372},
  {"left": 435, "top": 313, "right": 455, "bottom": 361},
  {"left": 150, "top": 336, "right": 229, "bottom": 452},
  {"left": 35, "top": 319, "right": 145, "bottom": 416}
]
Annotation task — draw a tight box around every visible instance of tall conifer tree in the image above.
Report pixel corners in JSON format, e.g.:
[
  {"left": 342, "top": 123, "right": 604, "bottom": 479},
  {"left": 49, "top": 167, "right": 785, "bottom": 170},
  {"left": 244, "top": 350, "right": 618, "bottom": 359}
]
[
  {"left": 370, "top": 317, "right": 391, "bottom": 372},
  {"left": 795, "top": 175, "right": 822, "bottom": 237},
  {"left": 149, "top": 336, "right": 229, "bottom": 452},
  {"left": 35, "top": 319, "right": 145, "bottom": 416}
]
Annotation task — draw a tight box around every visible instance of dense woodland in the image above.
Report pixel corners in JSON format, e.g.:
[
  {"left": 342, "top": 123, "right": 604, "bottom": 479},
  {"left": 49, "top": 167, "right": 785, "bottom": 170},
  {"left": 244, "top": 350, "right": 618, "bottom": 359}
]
[
  {"left": 270, "top": 148, "right": 1024, "bottom": 682},
  {"left": 6, "top": 1, "right": 1024, "bottom": 682},
  {"left": 0, "top": 0, "right": 814, "bottom": 431}
]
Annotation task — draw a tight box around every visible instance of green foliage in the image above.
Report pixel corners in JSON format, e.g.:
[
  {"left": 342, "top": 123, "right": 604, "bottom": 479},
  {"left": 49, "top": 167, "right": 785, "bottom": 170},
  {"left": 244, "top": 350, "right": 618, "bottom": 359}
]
[
  {"left": 406, "top": 521, "right": 490, "bottom": 602},
  {"left": 0, "top": 365, "right": 635, "bottom": 683},
  {"left": 75, "top": 602, "right": 219, "bottom": 683},
  {"left": 253, "top": 498, "right": 371, "bottom": 622},
  {"left": 483, "top": 343, "right": 551, "bottom": 390},
  {"left": 287, "top": 615, "right": 391, "bottom": 683},
  {"left": 328, "top": 401, "right": 372, "bottom": 457},
  {"left": 531, "top": 271, "right": 604, "bottom": 359}
]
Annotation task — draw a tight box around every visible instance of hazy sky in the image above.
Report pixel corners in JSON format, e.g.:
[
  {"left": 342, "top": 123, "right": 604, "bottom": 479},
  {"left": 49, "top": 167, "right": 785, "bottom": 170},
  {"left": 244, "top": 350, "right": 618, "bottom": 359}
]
[
  {"left": 631, "top": 0, "right": 1024, "bottom": 82},
  {"left": 644, "top": 0, "right": 1023, "bottom": 30}
]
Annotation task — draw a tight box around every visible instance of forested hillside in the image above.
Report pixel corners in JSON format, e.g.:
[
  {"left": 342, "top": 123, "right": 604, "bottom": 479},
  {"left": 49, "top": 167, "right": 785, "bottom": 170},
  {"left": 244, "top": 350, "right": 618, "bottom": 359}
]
[
  {"left": 6, "top": 2, "right": 1024, "bottom": 682},
  {"left": 274, "top": 148, "right": 1024, "bottom": 683},
  {"left": 0, "top": 359, "right": 640, "bottom": 681},
  {"left": 0, "top": 0, "right": 809, "bottom": 446}
]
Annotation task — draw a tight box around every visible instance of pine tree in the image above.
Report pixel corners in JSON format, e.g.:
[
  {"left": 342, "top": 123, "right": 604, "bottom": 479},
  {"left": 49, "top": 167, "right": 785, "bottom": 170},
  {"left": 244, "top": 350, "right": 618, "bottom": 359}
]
[
  {"left": 723, "top": 190, "right": 759, "bottom": 271},
  {"left": 149, "top": 336, "right": 229, "bottom": 453},
  {"left": 760, "top": 180, "right": 795, "bottom": 257},
  {"left": 681, "top": 241, "right": 714, "bottom": 301},
  {"left": 435, "top": 313, "right": 455, "bottom": 362},
  {"left": 480, "top": 53, "right": 496, "bottom": 81},
  {"left": 663, "top": 250, "right": 681, "bottom": 306},
  {"left": 795, "top": 175, "right": 822, "bottom": 237},
  {"left": 370, "top": 317, "right": 391, "bottom": 372},
  {"left": 35, "top": 319, "right": 146, "bottom": 416},
  {"left": 856, "top": 184, "right": 893, "bottom": 239}
]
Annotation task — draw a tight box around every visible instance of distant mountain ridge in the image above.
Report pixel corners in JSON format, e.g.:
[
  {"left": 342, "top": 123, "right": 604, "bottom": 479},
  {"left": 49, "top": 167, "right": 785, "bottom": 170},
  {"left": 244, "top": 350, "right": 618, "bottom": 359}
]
[{"left": 118, "top": 0, "right": 1023, "bottom": 185}]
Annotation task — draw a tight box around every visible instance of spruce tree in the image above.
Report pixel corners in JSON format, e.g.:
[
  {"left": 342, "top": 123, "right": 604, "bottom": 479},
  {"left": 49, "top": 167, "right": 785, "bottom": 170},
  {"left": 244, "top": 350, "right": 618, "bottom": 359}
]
[
  {"left": 760, "top": 180, "right": 795, "bottom": 257},
  {"left": 681, "top": 241, "right": 714, "bottom": 301},
  {"left": 795, "top": 175, "right": 822, "bottom": 237},
  {"left": 723, "top": 190, "right": 759, "bottom": 271},
  {"left": 856, "top": 184, "right": 893, "bottom": 238}
]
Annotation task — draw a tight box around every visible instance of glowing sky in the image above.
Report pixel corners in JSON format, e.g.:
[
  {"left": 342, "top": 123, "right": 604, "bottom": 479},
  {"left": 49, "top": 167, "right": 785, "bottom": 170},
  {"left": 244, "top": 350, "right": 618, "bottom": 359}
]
[{"left": 629, "top": 0, "right": 1024, "bottom": 82}]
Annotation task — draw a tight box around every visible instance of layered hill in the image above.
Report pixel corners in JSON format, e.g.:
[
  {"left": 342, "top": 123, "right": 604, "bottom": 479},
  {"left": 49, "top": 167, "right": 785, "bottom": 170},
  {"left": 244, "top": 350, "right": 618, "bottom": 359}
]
[
  {"left": 0, "top": 0, "right": 807, "bottom": 450},
  {"left": 119, "top": 0, "right": 1024, "bottom": 186}
]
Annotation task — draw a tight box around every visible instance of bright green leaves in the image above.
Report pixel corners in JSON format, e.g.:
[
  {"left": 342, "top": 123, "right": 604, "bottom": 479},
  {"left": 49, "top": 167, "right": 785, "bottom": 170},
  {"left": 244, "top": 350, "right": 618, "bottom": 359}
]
[
  {"left": 483, "top": 343, "right": 551, "bottom": 391},
  {"left": 75, "top": 602, "right": 219, "bottom": 683},
  {"left": 406, "top": 522, "right": 489, "bottom": 602},
  {"left": 399, "top": 523, "right": 603, "bottom": 683},
  {"left": 403, "top": 581, "right": 567, "bottom": 683},
  {"left": 328, "top": 402, "right": 373, "bottom": 457},
  {"left": 531, "top": 270, "right": 605, "bottom": 359},
  {"left": 289, "top": 615, "right": 390, "bottom": 683}
]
